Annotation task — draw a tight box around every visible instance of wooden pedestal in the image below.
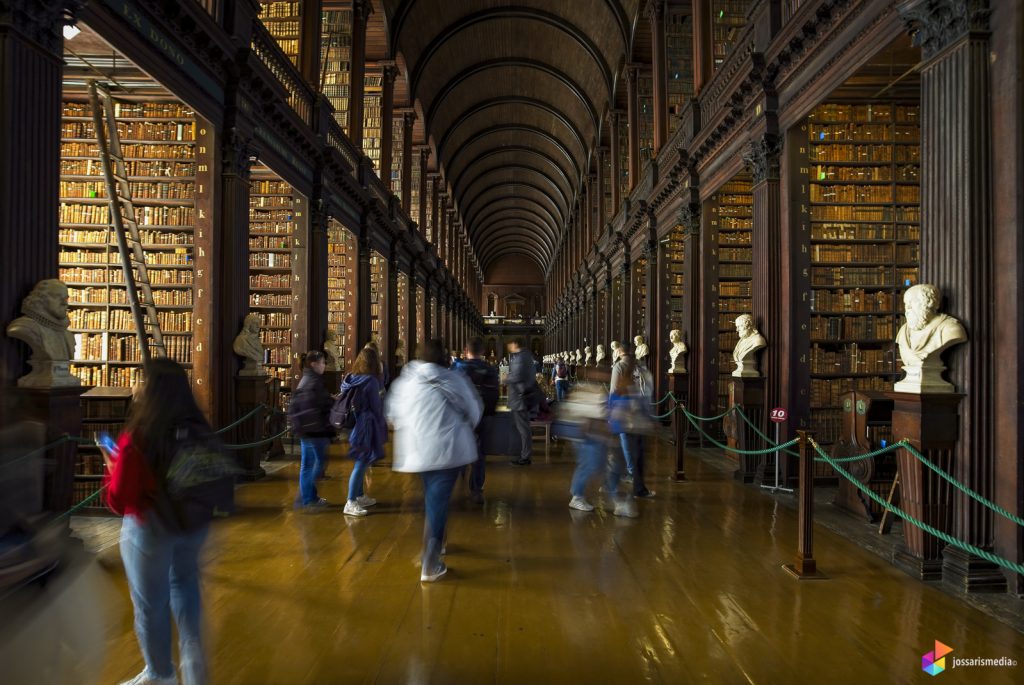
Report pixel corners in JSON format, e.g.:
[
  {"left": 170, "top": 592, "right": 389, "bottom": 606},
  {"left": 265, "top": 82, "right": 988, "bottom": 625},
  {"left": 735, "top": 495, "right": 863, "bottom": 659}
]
[
  {"left": 725, "top": 377, "right": 764, "bottom": 483},
  {"left": 887, "top": 392, "right": 962, "bottom": 581},
  {"left": 669, "top": 371, "right": 688, "bottom": 481},
  {"left": 12, "top": 386, "right": 85, "bottom": 514},
  {"left": 234, "top": 376, "right": 280, "bottom": 481}
]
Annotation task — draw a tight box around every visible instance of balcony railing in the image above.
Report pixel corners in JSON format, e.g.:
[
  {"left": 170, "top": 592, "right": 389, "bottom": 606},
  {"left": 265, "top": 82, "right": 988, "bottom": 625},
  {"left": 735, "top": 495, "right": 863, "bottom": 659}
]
[{"left": 251, "top": 22, "right": 313, "bottom": 127}]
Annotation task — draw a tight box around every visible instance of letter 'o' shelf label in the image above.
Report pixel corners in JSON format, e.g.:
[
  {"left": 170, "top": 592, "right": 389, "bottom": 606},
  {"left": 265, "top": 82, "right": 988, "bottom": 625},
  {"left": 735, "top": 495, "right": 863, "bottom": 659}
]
[{"left": 770, "top": 408, "right": 788, "bottom": 423}]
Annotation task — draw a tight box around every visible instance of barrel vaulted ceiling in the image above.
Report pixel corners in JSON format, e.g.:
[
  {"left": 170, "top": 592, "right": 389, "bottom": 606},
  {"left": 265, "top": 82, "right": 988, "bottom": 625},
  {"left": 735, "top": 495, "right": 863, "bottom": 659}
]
[{"left": 381, "top": 0, "right": 643, "bottom": 277}]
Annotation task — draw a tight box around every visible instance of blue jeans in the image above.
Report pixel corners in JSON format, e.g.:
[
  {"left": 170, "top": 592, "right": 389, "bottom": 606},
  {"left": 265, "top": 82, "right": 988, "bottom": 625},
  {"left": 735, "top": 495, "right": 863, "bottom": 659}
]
[
  {"left": 555, "top": 379, "right": 568, "bottom": 402},
  {"left": 298, "top": 437, "right": 329, "bottom": 505},
  {"left": 120, "top": 515, "right": 208, "bottom": 685},
  {"left": 469, "top": 424, "right": 485, "bottom": 494},
  {"left": 420, "top": 467, "right": 461, "bottom": 571},
  {"left": 606, "top": 433, "right": 647, "bottom": 495},
  {"left": 570, "top": 438, "right": 606, "bottom": 497},
  {"left": 348, "top": 458, "right": 369, "bottom": 501}
]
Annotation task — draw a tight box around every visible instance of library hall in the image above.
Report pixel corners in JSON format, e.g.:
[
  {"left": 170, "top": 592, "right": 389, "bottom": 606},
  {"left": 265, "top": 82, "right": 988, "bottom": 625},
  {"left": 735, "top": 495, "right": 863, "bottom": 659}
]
[{"left": 3, "top": 0, "right": 1024, "bottom": 683}]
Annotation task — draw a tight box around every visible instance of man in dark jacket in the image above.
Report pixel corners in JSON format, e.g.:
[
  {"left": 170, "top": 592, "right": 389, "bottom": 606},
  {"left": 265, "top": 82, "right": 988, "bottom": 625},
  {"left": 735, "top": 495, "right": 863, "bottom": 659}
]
[
  {"left": 454, "top": 337, "right": 499, "bottom": 502},
  {"left": 506, "top": 337, "right": 536, "bottom": 465}
]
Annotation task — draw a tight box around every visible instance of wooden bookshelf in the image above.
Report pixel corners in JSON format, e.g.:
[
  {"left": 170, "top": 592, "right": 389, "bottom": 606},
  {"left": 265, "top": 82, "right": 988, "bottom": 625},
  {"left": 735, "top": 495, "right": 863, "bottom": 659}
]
[
  {"left": 72, "top": 388, "right": 133, "bottom": 513},
  {"left": 666, "top": 225, "right": 686, "bottom": 332},
  {"left": 390, "top": 112, "right": 403, "bottom": 197},
  {"left": 60, "top": 98, "right": 198, "bottom": 388},
  {"left": 363, "top": 72, "right": 383, "bottom": 169},
  {"left": 248, "top": 164, "right": 308, "bottom": 390},
  {"left": 369, "top": 250, "right": 387, "bottom": 349},
  {"left": 711, "top": 0, "right": 752, "bottom": 69},
  {"left": 259, "top": 1, "right": 300, "bottom": 66},
  {"left": 666, "top": 9, "right": 694, "bottom": 135},
  {"left": 416, "top": 284, "right": 426, "bottom": 345},
  {"left": 396, "top": 270, "right": 409, "bottom": 362},
  {"left": 803, "top": 102, "right": 921, "bottom": 444},
  {"left": 617, "top": 119, "right": 629, "bottom": 204},
  {"left": 712, "top": 174, "right": 753, "bottom": 410},
  {"left": 327, "top": 217, "right": 355, "bottom": 371},
  {"left": 425, "top": 177, "right": 435, "bottom": 243},
  {"left": 637, "top": 71, "right": 654, "bottom": 166},
  {"left": 321, "top": 6, "right": 353, "bottom": 134},
  {"left": 632, "top": 255, "right": 648, "bottom": 339}
]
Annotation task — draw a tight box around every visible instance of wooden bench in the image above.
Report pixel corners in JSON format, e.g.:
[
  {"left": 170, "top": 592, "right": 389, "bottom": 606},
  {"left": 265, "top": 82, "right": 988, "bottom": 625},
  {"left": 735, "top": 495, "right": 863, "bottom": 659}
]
[{"left": 530, "top": 420, "right": 551, "bottom": 459}]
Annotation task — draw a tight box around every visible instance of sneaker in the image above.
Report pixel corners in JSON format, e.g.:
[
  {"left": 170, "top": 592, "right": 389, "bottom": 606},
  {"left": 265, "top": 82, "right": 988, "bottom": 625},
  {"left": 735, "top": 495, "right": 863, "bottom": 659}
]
[
  {"left": 355, "top": 495, "right": 377, "bottom": 507},
  {"left": 343, "top": 500, "right": 367, "bottom": 517},
  {"left": 622, "top": 474, "right": 634, "bottom": 485},
  {"left": 300, "top": 497, "right": 329, "bottom": 510},
  {"left": 635, "top": 489, "right": 656, "bottom": 499},
  {"left": 469, "top": 490, "right": 485, "bottom": 505},
  {"left": 614, "top": 499, "right": 639, "bottom": 518},
  {"left": 569, "top": 496, "right": 594, "bottom": 512},
  {"left": 420, "top": 562, "right": 448, "bottom": 582},
  {"left": 119, "top": 672, "right": 179, "bottom": 685},
  {"left": 509, "top": 458, "right": 532, "bottom": 466}
]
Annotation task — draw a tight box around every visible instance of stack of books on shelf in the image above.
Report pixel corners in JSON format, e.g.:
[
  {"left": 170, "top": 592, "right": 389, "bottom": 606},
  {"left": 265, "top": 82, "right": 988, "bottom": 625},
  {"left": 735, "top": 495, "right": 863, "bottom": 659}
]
[
  {"left": 713, "top": 175, "right": 753, "bottom": 410},
  {"left": 327, "top": 218, "right": 354, "bottom": 371}
]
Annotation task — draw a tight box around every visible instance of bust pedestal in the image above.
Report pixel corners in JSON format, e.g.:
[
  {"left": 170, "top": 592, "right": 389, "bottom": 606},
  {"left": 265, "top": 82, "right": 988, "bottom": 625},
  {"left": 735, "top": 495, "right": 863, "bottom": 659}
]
[
  {"left": 234, "top": 375, "right": 280, "bottom": 480},
  {"left": 13, "top": 386, "right": 85, "bottom": 513},
  {"left": 725, "top": 377, "right": 765, "bottom": 483},
  {"left": 886, "top": 392, "right": 962, "bottom": 581},
  {"left": 669, "top": 371, "right": 688, "bottom": 481},
  {"left": 731, "top": 360, "right": 760, "bottom": 378}
]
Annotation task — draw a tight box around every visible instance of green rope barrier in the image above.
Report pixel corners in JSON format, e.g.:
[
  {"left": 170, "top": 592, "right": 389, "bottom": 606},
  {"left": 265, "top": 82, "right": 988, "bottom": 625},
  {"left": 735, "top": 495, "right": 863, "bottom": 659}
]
[
  {"left": 733, "top": 406, "right": 802, "bottom": 457},
  {"left": 809, "top": 438, "right": 1024, "bottom": 577},
  {"left": 649, "top": 392, "right": 673, "bottom": 406},
  {"left": 650, "top": 405, "right": 677, "bottom": 420},
  {"left": 679, "top": 401, "right": 735, "bottom": 422},
  {"left": 221, "top": 428, "right": 290, "bottom": 451},
  {"left": 681, "top": 409, "right": 800, "bottom": 455},
  {"left": 214, "top": 404, "right": 267, "bottom": 435},
  {"left": 729, "top": 406, "right": 897, "bottom": 463},
  {"left": 58, "top": 484, "right": 108, "bottom": 519},
  {"left": 899, "top": 442, "right": 1024, "bottom": 529},
  {"left": 0, "top": 435, "right": 72, "bottom": 472}
]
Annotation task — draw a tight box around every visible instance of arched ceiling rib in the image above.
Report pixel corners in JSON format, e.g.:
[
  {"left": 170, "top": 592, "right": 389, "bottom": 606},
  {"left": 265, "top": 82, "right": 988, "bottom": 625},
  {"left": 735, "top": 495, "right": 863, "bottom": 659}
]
[{"left": 383, "top": 0, "right": 638, "bottom": 274}]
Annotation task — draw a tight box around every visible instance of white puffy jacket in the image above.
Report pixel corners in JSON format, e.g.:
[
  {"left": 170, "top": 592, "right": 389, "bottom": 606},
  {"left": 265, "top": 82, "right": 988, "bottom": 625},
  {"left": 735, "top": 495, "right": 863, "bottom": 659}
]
[{"left": 386, "top": 360, "right": 483, "bottom": 473}]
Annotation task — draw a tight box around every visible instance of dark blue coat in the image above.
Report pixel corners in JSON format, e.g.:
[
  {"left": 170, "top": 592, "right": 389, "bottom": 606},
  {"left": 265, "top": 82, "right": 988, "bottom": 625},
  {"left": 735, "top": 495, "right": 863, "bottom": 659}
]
[{"left": 339, "top": 373, "right": 387, "bottom": 462}]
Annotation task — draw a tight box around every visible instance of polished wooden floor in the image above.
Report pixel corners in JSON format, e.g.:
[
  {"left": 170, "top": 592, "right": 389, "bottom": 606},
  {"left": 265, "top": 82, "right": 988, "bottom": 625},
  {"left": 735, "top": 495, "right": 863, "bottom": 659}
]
[{"left": 94, "top": 439, "right": 1024, "bottom": 684}]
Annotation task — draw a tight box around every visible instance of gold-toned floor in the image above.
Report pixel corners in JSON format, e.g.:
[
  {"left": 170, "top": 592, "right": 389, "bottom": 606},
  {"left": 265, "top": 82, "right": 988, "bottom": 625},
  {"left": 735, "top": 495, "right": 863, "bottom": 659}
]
[{"left": 95, "top": 440, "right": 1024, "bottom": 684}]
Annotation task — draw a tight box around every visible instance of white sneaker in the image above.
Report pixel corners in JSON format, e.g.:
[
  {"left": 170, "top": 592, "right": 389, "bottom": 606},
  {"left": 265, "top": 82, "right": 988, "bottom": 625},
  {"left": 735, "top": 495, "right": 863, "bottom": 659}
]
[
  {"left": 569, "top": 496, "right": 595, "bottom": 512},
  {"left": 355, "top": 495, "right": 377, "bottom": 507},
  {"left": 119, "top": 672, "right": 179, "bottom": 685},
  {"left": 343, "top": 500, "right": 368, "bottom": 517},
  {"left": 614, "top": 499, "right": 639, "bottom": 518},
  {"left": 421, "top": 562, "right": 448, "bottom": 582}
]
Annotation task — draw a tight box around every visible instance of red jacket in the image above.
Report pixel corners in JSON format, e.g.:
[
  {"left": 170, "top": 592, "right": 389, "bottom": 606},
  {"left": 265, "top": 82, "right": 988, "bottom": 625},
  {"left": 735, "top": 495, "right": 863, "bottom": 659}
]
[{"left": 104, "top": 432, "right": 157, "bottom": 518}]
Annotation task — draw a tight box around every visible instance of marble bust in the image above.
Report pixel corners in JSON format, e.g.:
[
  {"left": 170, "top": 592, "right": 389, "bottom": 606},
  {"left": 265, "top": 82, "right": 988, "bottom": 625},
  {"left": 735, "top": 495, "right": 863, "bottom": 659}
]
[
  {"left": 233, "top": 313, "right": 266, "bottom": 376},
  {"left": 584, "top": 345, "right": 592, "bottom": 366},
  {"left": 668, "top": 329, "right": 688, "bottom": 374},
  {"left": 324, "top": 329, "right": 343, "bottom": 371},
  {"left": 732, "top": 314, "right": 767, "bottom": 377},
  {"left": 595, "top": 344, "right": 606, "bottom": 365},
  {"left": 395, "top": 338, "right": 406, "bottom": 366},
  {"left": 634, "top": 335, "right": 649, "bottom": 363},
  {"left": 610, "top": 340, "right": 622, "bottom": 361},
  {"left": 894, "top": 284, "right": 967, "bottom": 393},
  {"left": 575, "top": 348, "right": 582, "bottom": 365},
  {"left": 5, "top": 279, "right": 79, "bottom": 388}
]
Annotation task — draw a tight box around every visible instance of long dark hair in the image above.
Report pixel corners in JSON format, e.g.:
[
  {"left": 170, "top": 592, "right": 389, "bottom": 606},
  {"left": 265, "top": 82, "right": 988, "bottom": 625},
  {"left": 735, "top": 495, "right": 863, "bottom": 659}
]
[
  {"left": 352, "top": 346, "right": 382, "bottom": 378},
  {"left": 123, "top": 357, "right": 214, "bottom": 467}
]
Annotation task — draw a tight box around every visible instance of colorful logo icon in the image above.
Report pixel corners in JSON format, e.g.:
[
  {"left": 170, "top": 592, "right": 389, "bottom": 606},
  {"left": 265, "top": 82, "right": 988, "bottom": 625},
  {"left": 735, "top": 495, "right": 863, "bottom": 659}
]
[{"left": 922, "top": 641, "right": 954, "bottom": 676}]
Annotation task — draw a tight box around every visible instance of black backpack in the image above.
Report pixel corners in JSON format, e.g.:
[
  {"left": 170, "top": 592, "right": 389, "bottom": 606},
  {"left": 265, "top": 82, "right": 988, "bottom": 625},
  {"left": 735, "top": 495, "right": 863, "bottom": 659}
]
[
  {"left": 463, "top": 360, "right": 500, "bottom": 416},
  {"left": 154, "top": 426, "right": 240, "bottom": 533},
  {"left": 555, "top": 362, "right": 568, "bottom": 379},
  {"left": 329, "top": 385, "right": 358, "bottom": 430}
]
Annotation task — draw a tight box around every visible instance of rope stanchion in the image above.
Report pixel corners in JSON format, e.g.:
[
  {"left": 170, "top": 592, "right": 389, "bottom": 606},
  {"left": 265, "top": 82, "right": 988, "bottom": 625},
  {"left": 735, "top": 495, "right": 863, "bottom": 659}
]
[
  {"left": 783, "top": 431, "right": 826, "bottom": 579},
  {"left": 681, "top": 408, "right": 800, "bottom": 455},
  {"left": 809, "top": 437, "right": 1024, "bottom": 577},
  {"left": 214, "top": 404, "right": 267, "bottom": 435}
]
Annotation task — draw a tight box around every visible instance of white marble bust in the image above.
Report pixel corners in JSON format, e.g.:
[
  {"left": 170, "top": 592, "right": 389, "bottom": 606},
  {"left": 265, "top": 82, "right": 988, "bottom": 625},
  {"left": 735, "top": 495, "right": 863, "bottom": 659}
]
[
  {"left": 894, "top": 284, "right": 967, "bottom": 393},
  {"left": 6, "top": 279, "right": 79, "bottom": 388},
  {"left": 595, "top": 344, "right": 606, "bottom": 365},
  {"left": 324, "top": 329, "right": 343, "bottom": 371},
  {"left": 395, "top": 338, "right": 406, "bottom": 366},
  {"left": 584, "top": 345, "right": 592, "bottom": 366},
  {"left": 634, "top": 335, "right": 649, "bottom": 362},
  {"left": 610, "top": 340, "right": 622, "bottom": 361},
  {"left": 668, "top": 329, "right": 688, "bottom": 374},
  {"left": 234, "top": 313, "right": 266, "bottom": 376},
  {"left": 732, "top": 314, "right": 767, "bottom": 377},
  {"left": 574, "top": 348, "right": 582, "bottom": 365}
]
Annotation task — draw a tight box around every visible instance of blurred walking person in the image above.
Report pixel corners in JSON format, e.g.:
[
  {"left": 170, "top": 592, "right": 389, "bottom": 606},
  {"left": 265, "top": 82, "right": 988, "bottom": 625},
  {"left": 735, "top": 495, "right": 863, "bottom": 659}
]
[
  {"left": 338, "top": 346, "right": 387, "bottom": 516},
  {"left": 387, "top": 339, "right": 483, "bottom": 581},
  {"left": 506, "top": 337, "right": 536, "bottom": 465},
  {"left": 453, "top": 337, "right": 500, "bottom": 503},
  {"left": 289, "top": 351, "right": 336, "bottom": 509}
]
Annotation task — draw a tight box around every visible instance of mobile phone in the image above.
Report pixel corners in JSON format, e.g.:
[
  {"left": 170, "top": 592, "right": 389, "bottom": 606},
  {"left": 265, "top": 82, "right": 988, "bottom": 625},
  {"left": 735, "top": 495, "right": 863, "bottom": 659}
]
[{"left": 97, "top": 432, "right": 118, "bottom": 456}]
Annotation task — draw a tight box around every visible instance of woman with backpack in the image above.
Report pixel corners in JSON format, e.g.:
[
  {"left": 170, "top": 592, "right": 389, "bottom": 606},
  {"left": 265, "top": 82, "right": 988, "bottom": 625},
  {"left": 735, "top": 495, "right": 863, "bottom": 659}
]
[
  {"left": 289, "top": 351, "right": 336, "bottom": 509},
  {"left": 387, "top": 338, "right": 483, "bottom": 582},
  {"left": 337, "top": 346, "right": 387, "bottom": 517},
  {"left": 103, "top": 357, "right": 224, "bottom": 685}
]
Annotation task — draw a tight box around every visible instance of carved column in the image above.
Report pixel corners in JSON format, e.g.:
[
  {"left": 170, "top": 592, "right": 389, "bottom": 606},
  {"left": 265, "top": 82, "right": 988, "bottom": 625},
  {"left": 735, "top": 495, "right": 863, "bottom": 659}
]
[
  {"left": 0, "top": 1, "right": 75, "bottom": 386},
  {"left": 619, "top": 249, "right": 632, "bottom": 343},
  {"left": 646, "top": 0, "right": 668, "bottom": 154},
  {"left": 307, "top": 195, "right": 329, "bottom": 362},
  {"left": 679, "top": 201, "right": 704, "bottom": 416},
  {"left": 356, "top": 221, "right": 371, "bottom": 348},
  {"left": 625, "top": 65, "right": 640, "bottom": 192},
  {"left": 693, "top": 0, "right": 713, "bottom": 96},
  {"left": 609, "top": 112, "right": 623, "bottom": 216},
  {"left": 379, "top": 62, "right": 397, "bottom": 183},
  {"left": 644, "top": 225, "right": 659, "bottom": 377},
  {"left": 417, "top": 148, "right": 429, "bottom": 234},
  {"left": 900, "top": 0, "right": 1005, "bottom": 592},
  {"left": 349, "top": 0, "right": 372, "bottom": 148},
  {"left": 603, "top": 273, "right": 613, "bottom": 347},
  {"left": 299, "top": 0, "right": 323, "bottom": 86},
  {"left": 743, "top": 134, "right": 783, "bottom": 436},
  {"left": 401, "top": 113, "right": 416, "bottom": 213}
]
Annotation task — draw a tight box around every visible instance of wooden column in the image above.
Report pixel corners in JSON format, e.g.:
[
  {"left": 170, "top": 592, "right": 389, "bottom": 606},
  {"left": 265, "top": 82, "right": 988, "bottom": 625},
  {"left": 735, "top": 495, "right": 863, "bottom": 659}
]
[
  {"left": 900, "top": 0, "right": 1005, "bottom": 592},
  {"left": 609, "top": 112, "right": 622, "bottom": 216},
  {"left": 646, "top": 0, "right": 668, "bottom": 155},
  {"left": 400, "top": 113, "right": 415, "bottom": 213},
  {"left": 298, "top": 0, "right": 323, "bottom": 87},
  {"left": 349, "top": 0, "right": 372, "bottom": 148},
  {"left": 417, "top": 148, "right": 429, "bottom": 235},
  {"left": 386, "top": 239, "right": 399, "bottom": 377},
  {"left": 603, "top": 274, "right": 613, "bottom": 347},
  {"left": 644, "top": 229, "right": 659, "bottom": 376},
  {"left": 0, "top": 4, "right": 65, "bottom": 386},
  {"left": 406, "top": 261, "right": 417, "bottom": 353},
  {"left": 625, "top": 65, "right": 640, "bottom": 192},
  {"left": 743, "top": 134, "right": 784, "bottom": 450},
  {"left": 619, "top": 252, "right": 632, "bottom": 343},
  {"left": 692, "top": 0, "right": 713, "bottom": 96},
  {"left": 596, "top": 148, "right": 607, "bottom": 230},
  {"left": 379, "top": 62, "right": 397, "bottom": 185},
  {"left": 356, "top": 222, "right": 371, "bottom": 349},
  {"left": 423, "top": 271, "right": 433, "bottom": 339}
]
